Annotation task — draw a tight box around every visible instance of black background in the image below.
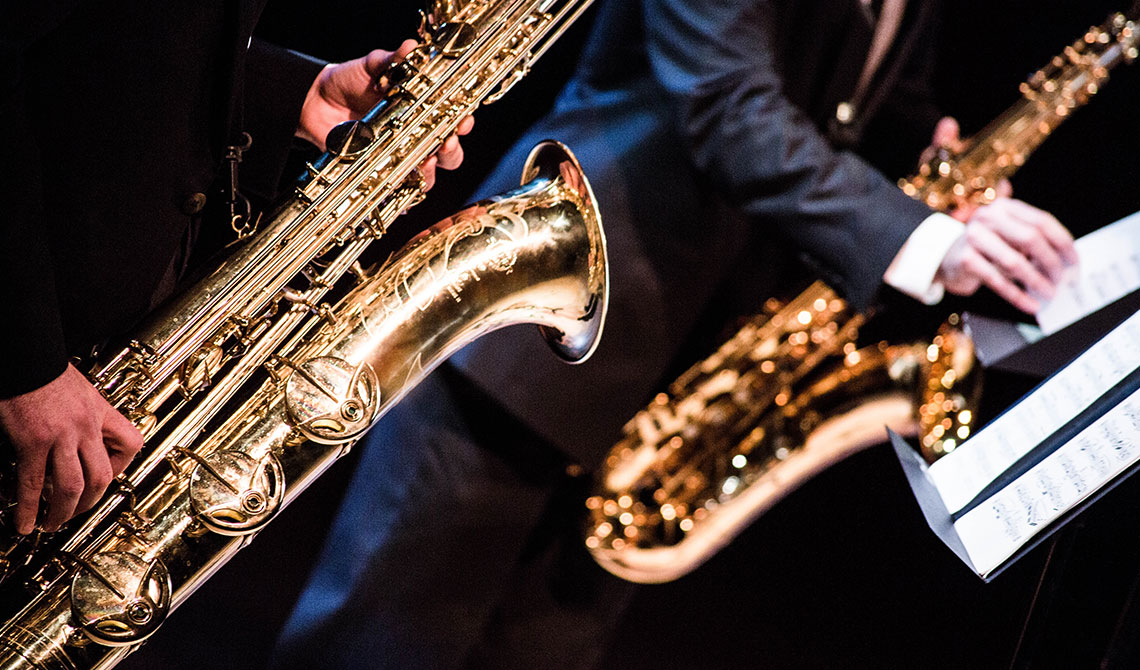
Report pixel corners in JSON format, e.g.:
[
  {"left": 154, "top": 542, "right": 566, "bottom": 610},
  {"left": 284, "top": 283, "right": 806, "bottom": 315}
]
[{"left": 121, "top": 2, "right": 1140, "bottom": 669}]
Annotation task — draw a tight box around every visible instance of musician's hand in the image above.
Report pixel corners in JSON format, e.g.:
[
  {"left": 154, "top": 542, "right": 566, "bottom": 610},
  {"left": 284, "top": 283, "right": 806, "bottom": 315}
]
[
  {"left": 295, "top": 40, "right": 475, "bottom": 190},
  {"left": 923, "top": 117, "right": 1016, "bottom": 221},
  {"left": 936, "top": 199, "right": 1078, "bottom": 314},
  {"left": 0, "top": 365, "right": 143, "bottom": 534},
  {"left": 922, "top": 116, "right": 967, "bottom": 163}
]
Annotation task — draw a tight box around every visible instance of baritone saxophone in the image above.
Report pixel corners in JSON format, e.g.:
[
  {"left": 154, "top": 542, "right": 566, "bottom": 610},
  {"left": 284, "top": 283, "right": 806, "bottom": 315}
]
[
  {"left": 0, "top": 0, "right": 605, "bottom": 666},
  {"left": 0, "top": 141, "right": 606, "bottom": 670},
  {"left": 585, "top": 6, "right": 1139, "bottom": 584}
]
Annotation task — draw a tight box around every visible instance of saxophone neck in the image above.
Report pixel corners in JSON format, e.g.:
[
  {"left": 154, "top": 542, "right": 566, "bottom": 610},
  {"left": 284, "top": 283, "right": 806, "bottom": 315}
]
[{"left": 900, "top": 8, "right": 1140, "bottom": 211}]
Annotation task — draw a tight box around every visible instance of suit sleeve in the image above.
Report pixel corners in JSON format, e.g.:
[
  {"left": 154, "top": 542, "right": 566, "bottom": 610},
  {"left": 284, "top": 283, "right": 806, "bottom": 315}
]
[
  {"left": 0, "top": 5, "right": 90, "bottom": 397},
  {"left": 240, "top": 38, "right": 327, "bottom": 202},
  {"left": 641, "top": 0, "right": 935, "bottom": 309},
  {"left": 0, "top": 57, "right": 69, "bottom": 398}
]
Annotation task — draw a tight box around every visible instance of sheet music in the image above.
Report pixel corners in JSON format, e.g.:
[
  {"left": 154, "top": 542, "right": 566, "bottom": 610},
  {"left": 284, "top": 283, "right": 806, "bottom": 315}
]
[
  {"left": 952, "top": 386, "right": 1140, "bottom": 576},
  {"left": 928, "top": 310, "right": 1140, "bottom": 513},
  {"left": 1036, "top": 211, "right": 1140, "bottom": 335}
]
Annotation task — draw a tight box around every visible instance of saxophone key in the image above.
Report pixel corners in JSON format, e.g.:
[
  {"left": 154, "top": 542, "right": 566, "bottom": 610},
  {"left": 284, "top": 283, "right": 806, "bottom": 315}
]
[
  {"left": 431, "top": 21, "right": 478, "bottom": 56},
  {"left": 185, "top": 450, "right": 285, "bottom": 536},
  {"left": 324, "top": 120, "right": 376, "bottom": 159},
  {"left": 68, "top": 551, "right": 171, "bottom": 646}
]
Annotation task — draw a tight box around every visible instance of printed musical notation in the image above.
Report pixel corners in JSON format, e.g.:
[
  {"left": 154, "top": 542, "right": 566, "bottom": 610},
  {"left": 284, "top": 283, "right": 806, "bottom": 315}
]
[
  {"left": 1037, "top": 211, "right": 1140, "bottom": 335},
  {"left": 896, "top": 217, "right": 1140, "bottom": 578},
  {"left": 952, "top": 388, "right": 1140, "bottom": 575},
  {"left": 928, "top": 310, "right": 1140, "bottom": 514}
]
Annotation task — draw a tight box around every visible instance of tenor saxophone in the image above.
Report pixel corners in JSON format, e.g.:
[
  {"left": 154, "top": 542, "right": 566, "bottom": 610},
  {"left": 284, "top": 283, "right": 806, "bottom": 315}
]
[
  {"left": 0, "top": 0, "right": 605, "bottom": 667},
  {"left": 584, "top": 6, "right": 1139, "bottom": 584}
]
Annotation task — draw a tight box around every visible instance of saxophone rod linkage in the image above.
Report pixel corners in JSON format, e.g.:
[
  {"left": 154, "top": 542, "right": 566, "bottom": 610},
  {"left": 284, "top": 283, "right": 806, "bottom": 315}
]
[
  {"left": 125, "top": 2, "right": 585, "bottom": 408},
  {"left": 39, "top": 0, "right": 600, "bottom": 588}
]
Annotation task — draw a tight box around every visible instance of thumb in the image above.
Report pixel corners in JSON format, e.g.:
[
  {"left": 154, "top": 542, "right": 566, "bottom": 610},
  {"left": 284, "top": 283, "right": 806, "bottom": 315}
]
[
  {"left": 931, "top": 116, "right": 961, "bottom": 151},
  {"left": 364, "top": 39, "right": 418, "bottom": 80},
  {"left": 995, "top": 179, "right": 1013, "bottom": 199}
]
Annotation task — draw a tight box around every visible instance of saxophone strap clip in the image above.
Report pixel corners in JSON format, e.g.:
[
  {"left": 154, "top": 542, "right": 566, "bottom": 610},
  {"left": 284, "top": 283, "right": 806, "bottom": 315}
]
[{"left": 224, "top": 132, "right": 260, "bottom": 240}]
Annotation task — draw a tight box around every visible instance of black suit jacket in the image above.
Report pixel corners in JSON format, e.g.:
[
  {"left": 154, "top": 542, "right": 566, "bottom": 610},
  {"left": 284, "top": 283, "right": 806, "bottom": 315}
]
[
  {"left": 0, "top": 0, "right": 323, "bottom": 397},
  {"left": 452, "top": 0, "right": 944, "bottom": 466}
]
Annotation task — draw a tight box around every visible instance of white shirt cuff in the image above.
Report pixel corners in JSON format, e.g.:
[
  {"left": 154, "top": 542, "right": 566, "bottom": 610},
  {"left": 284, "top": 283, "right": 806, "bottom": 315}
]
[{"left": 883, "top": 212, "right": 965, "bottom": 305}]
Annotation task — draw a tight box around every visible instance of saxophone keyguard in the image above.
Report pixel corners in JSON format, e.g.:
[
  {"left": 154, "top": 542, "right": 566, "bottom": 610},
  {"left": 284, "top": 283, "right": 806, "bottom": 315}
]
[
  {"left": 284, "top": 356, "right": 381, "bottom": 444},
  {"left": 188, "top": 450, "right": 285, "bottom": 535},
  {"left": 70, "top": 552, "right": 171, "bottom": 646}
]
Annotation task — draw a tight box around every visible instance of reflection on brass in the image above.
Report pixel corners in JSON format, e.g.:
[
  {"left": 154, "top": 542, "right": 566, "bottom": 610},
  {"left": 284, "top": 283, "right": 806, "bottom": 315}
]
[
  {"left": 283, "top": 355, "right": 380, "bottom": 444},
  {"left": 0, "top": 0, "right": 603, "bottom": 663},
  {"left": 0, "top": 140, "right": 606, "bottom": 669},
  {"left": 586, "top": 7, "right": 1140, "bottom": 584},
  {"left": 186, "top": 449, "right": 285, "bottom": 536},
  {"left": 900, "top": 8, "right": 1140, "bottom": 210},
  {"left": 69, "top": 552, "right": 171, "bottom": 647},
  {"left": 586, "top": 283, "right": 977, "bottom": 583}
]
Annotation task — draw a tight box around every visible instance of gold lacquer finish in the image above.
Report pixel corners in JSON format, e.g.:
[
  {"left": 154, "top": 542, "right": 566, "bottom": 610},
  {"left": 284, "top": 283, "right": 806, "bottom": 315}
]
[
  {"left": 586, "top": 6, "right": 1140, "bottom": 584},
  {"left": 585, "top": 284, "right": 975, "bottom": 583},
  {"left": 0, "top": 0, "right": 603, "bottom": 663},
  {"left": 0, "top": 140, "right": 606, "bottom": 669},
  {"left": 900, "top": 8, "right": 1140, "bottom": 210}
]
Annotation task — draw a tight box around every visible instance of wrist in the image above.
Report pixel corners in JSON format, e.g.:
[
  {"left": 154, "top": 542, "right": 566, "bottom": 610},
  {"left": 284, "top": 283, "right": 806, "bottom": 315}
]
[{"left": 883, "top": 212, "right": 965, "bottom": 305}]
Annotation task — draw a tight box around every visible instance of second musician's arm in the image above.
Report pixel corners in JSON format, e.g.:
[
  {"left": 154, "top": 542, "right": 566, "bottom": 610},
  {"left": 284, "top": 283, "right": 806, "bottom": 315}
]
[{"left": 642, "top": 0, "right": 1075, "bottom": 313}]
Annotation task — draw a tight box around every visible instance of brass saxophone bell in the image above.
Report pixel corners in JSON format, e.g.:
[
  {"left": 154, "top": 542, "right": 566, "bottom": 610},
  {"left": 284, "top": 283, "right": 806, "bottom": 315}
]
[
  {"left": 585, "top": 284, "right": 979, "bottom": 584},
  {"left": 0, "top": 137, "right": 608, "bottom": 670},
  {"left": 515, "top": 140, "right": 609, "bottom": 363}
]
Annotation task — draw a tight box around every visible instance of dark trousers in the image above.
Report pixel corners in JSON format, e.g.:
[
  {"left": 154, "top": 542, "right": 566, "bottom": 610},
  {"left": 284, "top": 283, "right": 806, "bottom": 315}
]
[{"left": 270, "top": 365, "right": 634, "bottom": 670}]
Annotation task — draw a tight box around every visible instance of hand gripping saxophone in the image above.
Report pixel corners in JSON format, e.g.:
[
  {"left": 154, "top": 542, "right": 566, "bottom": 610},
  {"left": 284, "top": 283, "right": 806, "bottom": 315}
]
[
  {"left": 901, "top": 6, "right": 1140, "bottom": 210},
  {"left": 0, "top": 1, "right": 606, "bottom": 668},
  {"left": 585, "top": 6, "right": 1140, "bottom": 584}
]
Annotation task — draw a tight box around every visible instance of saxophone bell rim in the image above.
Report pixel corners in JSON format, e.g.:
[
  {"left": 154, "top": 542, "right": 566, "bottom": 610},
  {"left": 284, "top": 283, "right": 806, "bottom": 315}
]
[{"left": 522, "top": 139, "right": 610, "bottom": 365}]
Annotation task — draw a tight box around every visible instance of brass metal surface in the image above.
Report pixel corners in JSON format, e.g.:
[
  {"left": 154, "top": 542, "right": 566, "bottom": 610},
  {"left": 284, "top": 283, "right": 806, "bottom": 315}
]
[
  {"left": 585, "top": 6, "right": 1140, "bottom": 584},
  {"left": 0, "top": 0, "right": 603, "bottom": 664},
  {"left": 900, "top": 9, "right": 1139, "bottom": 210},
  {"left": 585, "top": 284, "right": 976, "bottom": 583},
  {"left": 0, "top": 139, "right": 606, "bottom": 669}
]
